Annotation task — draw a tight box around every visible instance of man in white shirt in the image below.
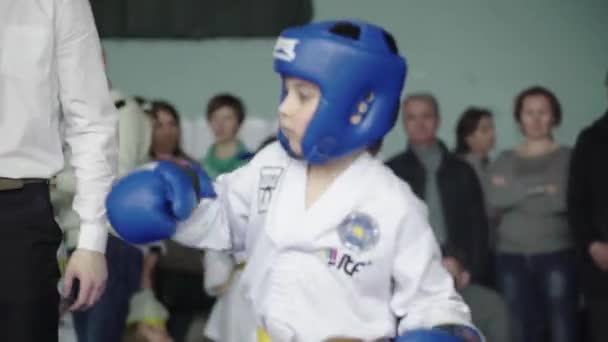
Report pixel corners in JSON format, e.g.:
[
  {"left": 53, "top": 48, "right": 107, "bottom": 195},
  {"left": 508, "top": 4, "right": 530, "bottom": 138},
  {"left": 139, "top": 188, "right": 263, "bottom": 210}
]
[
  {"left": 0, "top": 1, "right": 117, "bottom": 341},
  {"left": 71, "top": 88, "right": 152, "bottom": 342}
]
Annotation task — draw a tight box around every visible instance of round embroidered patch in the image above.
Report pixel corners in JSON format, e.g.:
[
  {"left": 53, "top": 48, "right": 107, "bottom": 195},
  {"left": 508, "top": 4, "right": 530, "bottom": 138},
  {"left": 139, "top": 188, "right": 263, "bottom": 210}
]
[{"left": 337, "top": 212, "right": 379, "bottom": 252}]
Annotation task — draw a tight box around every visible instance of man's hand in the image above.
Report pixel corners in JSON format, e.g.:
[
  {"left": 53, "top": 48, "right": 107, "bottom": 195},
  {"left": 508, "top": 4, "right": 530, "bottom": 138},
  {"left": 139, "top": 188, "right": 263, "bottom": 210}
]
[
  {"left": 63, "top": 249, "right": 107, "bottom": 311},
  {"left": 589, "top": 242, "right": 608, "bottom": 271}
]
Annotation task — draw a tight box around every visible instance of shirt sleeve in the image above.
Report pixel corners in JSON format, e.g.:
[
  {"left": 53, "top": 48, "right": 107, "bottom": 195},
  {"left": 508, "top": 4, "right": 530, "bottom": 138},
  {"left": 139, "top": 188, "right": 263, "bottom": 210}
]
[{"left": 55, "top": 0, "right": 119, "bottom": 252}]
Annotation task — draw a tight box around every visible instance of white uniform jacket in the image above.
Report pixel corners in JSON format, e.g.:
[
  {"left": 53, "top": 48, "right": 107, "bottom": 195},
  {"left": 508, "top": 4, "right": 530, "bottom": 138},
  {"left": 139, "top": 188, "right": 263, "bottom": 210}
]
[{"left": 175, "top": 142, "right": 476, "bottom": 341}]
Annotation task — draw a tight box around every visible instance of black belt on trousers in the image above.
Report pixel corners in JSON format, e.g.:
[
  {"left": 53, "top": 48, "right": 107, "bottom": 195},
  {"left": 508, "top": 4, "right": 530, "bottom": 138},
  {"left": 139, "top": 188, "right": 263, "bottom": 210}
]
[{"left": 0, "top": 177, "right": 48, "bottom": 191}]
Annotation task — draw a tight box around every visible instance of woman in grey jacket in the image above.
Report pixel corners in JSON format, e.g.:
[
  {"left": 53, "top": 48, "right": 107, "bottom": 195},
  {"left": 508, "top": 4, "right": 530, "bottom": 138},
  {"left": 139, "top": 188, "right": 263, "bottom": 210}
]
[{"left": 488, "top": 86, "right": 577, "bottom": 342}]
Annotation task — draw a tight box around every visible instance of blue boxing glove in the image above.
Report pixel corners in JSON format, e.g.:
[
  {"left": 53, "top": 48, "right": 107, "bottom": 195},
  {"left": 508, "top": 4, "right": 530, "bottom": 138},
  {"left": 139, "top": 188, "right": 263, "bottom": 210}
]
[
  {"left": 106, "top": 160, "right": 215, "bottom": 244},
  {"left": 395, "top": 329, "right": 464, "bottom": 342},
  {"left": 396, "top": 326, "right": 482, "bottom": 342}
]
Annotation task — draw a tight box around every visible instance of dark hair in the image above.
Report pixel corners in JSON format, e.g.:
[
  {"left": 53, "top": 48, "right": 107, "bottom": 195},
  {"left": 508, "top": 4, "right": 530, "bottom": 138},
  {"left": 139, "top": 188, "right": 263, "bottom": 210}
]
[
  {"left": 148, "top": 100, "right": 192, "bottom": 161},
  {"left": 514, "top": 86, "right": 562, "bottom": 126},
  {"left": 454, "top": 107, "right": 493, "bottom": 155},
  {"left": 403, "top": 93, "right": 440, "bottom": 117},
  {"left": 206, "top": 93, "right": 246, "bottom": 125}
]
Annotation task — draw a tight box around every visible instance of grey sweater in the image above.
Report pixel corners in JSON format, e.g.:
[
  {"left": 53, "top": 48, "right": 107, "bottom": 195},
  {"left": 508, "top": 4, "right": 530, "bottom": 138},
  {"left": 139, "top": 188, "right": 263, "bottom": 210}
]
[{"left": 488, "top": 146, "right": 572, "bottom": 254}]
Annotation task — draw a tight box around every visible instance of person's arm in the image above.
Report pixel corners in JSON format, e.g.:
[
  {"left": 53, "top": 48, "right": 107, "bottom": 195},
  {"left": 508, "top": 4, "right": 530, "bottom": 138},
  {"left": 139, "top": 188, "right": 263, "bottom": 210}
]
[
  {"left": 567, "top": 133, "right": 602, "bottom": 252},
  {"left": 392, "top": 196, "right": 481, "bottom": 340},
  {"left": 56, "top": 0, "right": 118, "bottom": 253},
  {"left": 55, "top": 0, "right": 118, "bottom": 310},
  {"left": 487, "top": 151, "right": 543, "bottom": 209},
  {"left": 464, "top": 164, "right": 490, "bottom": 280},
  {"left": 516, "top": 150, "right": 570, "bottom": 215}
]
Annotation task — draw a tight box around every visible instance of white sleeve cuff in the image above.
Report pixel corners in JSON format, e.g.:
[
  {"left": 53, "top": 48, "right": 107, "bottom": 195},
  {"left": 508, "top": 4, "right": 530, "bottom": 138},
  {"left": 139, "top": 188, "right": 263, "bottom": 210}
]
[{"left": 77, "top": 222, "right": 109, "bottom": 253}]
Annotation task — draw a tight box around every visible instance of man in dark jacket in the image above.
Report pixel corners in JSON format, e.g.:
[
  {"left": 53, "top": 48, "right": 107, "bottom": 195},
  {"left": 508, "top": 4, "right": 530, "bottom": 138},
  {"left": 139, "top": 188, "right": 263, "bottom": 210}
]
[
  {"left": 567, "top": 73, "right": 608, "bottom": 342},
  {"left": 386, "top": 93, "right": 489, "bottom": 281}
]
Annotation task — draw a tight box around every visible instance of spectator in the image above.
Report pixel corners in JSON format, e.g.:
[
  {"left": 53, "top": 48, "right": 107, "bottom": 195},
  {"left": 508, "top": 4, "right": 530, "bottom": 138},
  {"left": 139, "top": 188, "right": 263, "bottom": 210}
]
[
  {"left": 148, "top": 100, "right": 213, "bottom": 342},
  {"left": 488, "top": 86, "right": 577, "bottom": 342},
  {"left": 201, "top": 93, "right": 252, "bottom": 178},
  {"left": 567, "top": 72, "right": 608, "bottom": 342},
  {"left": 386, "top": 93, "right": 489, "bottom": 280},
  {"left": 454, "top": 107, "right": 496, "bottom": 219},
  {"left": 454, "top": 107, "right": 499, "bottom": 286}
]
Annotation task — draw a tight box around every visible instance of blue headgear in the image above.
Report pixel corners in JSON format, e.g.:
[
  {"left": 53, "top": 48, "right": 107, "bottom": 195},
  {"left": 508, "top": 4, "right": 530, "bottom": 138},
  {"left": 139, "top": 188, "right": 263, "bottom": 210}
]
[{"left": 273, "top": 20, "right": 407, "bottom": 164}]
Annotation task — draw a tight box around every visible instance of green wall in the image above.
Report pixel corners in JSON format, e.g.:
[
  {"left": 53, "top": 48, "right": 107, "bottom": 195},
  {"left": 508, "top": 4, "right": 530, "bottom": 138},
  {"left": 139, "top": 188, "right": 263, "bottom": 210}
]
[{"left": 103, "top": 0, "right": 608, "bottom": 157}]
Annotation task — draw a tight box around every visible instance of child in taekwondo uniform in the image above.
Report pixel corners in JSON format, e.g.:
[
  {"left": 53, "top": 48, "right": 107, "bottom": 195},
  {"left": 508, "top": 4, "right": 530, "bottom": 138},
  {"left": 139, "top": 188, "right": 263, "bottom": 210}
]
[{"left": 107, "top": 20, "right": 484, "bottom": 342}]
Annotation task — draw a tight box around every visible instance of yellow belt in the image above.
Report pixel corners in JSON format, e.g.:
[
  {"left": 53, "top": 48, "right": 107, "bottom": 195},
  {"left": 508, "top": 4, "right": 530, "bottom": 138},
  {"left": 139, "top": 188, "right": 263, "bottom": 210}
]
[
  {"left": 257, "top": 328, "right": 361, "bottom": 342},
  {"left": 257, "top": 328, "right": 272, "bottom": 342}
]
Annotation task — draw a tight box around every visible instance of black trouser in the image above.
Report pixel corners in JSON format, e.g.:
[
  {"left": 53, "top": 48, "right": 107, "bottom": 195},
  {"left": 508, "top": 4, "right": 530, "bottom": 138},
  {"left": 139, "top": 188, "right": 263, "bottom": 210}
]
[
  {"left": 0, "top": 182, "right": 62, "bottom": 342},
  {"left": 586, "top": 297, "right": 608, "bottom": 342}
]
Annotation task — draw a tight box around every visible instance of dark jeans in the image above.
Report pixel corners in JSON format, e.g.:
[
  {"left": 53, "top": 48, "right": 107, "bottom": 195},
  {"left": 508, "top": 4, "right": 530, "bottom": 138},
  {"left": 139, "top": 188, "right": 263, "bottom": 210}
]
[
  {"left": 73, "top": 234, "right": 143, "bottom": 342},
  {"left": 0, "top": 183, "right": 62, "bottom": 342},
  {"left": 496, "top": 250, "right": 578, "bottom": 342}
]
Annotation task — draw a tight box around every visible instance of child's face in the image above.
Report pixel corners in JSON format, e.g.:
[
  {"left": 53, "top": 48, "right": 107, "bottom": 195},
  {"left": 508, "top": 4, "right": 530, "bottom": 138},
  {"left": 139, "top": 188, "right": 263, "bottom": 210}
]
[
  {"left": 278, "top": 77, "right": 321, "bottom": 155},
  {"left": 209, "top": 106, "right": 241, "bottom": 143}
]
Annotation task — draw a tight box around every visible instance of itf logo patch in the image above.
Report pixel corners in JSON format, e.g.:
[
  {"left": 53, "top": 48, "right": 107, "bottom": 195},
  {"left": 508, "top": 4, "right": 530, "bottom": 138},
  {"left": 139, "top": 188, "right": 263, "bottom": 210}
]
[
  {"left": 337, "top": 212, "right": 380, "bottom": 252},
  {"left": 273, "top": 37, "right": 299, "bottom": 62},
  {"left": 320, "top": 248, "right": 371, "bottom": 277}
]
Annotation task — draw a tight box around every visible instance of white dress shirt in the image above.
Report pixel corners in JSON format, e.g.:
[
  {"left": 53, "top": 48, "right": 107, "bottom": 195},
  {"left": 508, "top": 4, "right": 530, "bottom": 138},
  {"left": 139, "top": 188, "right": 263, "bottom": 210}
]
[{"left": 0, "top": 0, "right": 118, "bottom": 252}]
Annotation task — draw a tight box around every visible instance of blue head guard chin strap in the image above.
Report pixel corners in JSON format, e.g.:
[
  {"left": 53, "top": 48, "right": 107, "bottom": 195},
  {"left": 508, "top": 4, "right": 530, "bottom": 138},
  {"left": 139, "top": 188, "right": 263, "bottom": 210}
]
[{"left": 273, "top": 20, "right": 407, "bottom": 164}]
